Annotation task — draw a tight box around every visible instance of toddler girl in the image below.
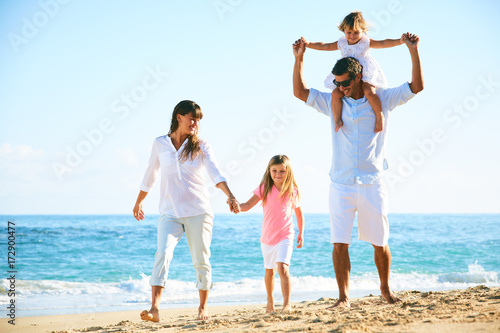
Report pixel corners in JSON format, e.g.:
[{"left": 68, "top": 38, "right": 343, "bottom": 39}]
[
  {"left": 236, "top": 155, "right": 304, "bottom": 313},
  {"left": 304, "top": 11, "right": 406, "bottom": 132}
]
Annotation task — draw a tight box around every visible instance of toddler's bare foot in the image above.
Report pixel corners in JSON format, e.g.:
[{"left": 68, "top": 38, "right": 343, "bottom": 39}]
[
  {"left": 326, "top": 298, "right": 350, "bottom": 310},
  {"left": 335, "top": 119, "right": 344, "bottom": 132},
  {"left": 140, "top": 309, "right": 159, "bottom": 322},
  {"left": 374, "top": 113, "right": 384, "bottom": 132},
  {"left": 198, "top": 306, "right": 210, "bottom": 320},
  {"left": 266, "top": 302, "right": 275, "bottom": 313}
]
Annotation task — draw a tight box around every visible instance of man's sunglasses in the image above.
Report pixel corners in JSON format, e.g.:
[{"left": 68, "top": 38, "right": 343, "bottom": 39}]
[{"left": 333, "top": 76, "right": 356, "bottom": 87}]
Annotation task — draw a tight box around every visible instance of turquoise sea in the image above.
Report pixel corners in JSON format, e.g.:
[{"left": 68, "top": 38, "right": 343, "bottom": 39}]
[{"left": 1, "top": 214, "right": 499, "bottom": 317}]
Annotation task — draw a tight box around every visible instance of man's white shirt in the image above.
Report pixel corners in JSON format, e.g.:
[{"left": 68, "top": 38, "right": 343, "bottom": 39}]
[{"left": 305, "top": 82, "right": 415, "bottom": 185}]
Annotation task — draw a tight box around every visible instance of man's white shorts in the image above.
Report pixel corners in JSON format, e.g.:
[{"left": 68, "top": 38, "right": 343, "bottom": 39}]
[
  {"left": 329, "top": 181, "right": 389, "bottom": 246},
  {"left": 261, "top": 238, "right": 293, "bottom": 269}
]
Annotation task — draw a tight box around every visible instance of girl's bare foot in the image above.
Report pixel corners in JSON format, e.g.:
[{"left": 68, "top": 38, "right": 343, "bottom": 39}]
[
  {"left": 198, "top": 306, "right": 210, "bottom": 320},
  {"left": 140, "top": 309, "right": 159, "bottom": 322},
  {"left": 374, "top": 113, "right": 384, "bottom": 132},
  {"left": 335, "top": 119, "right": 344, "bottom": 132},
  {"left": 326, "top": 298, "right": 350, "bottom": 310},
  {"left": 266, "top": 302, "right": 275, "bottom": 313}
]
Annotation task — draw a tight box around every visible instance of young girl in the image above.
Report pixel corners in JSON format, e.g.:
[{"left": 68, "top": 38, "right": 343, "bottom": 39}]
[
  {"left": 303, "top": 11, "right": 406, "bottom": 133},
  {"left": 236, "top": 155, "right": 304, "bottom": 313}
]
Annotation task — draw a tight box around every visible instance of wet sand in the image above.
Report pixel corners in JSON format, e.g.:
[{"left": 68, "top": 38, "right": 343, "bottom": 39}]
[{"left": 3, "top": 286, "right": 499, "bottom": 332}]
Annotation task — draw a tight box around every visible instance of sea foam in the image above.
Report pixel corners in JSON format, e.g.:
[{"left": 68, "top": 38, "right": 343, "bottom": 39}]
[{"left": 2, "top": 262, "right": 498, "bottom": 317}]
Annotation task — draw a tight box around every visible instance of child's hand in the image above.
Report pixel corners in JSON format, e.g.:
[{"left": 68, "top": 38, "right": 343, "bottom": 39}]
[
  {"left": 232, "top": 201, "right": 241, "bottom": 214},
  {"left": 227, "top": 198, "right": 240, "bottom": 214},
  {"left": 296, "top": 234, "right": 304, "bottom": 248},
  {"left": 301, "top": 36, "right": 310, "bottom": 47},
  {"left": 403, "top": 32, "right": 419, "bottom": 49},
  {"left": 400, "top": 33, "right": 407, "bottom": 44}
]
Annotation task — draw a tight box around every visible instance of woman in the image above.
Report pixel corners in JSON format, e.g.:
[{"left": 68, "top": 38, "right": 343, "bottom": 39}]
[{"left": 133, "top": 100, "right": 238, "bottom": 322}]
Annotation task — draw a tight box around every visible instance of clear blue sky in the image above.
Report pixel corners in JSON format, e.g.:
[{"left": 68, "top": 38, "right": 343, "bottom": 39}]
[{"left": 1, "top": 0, "right": 499, "bottom": 214}]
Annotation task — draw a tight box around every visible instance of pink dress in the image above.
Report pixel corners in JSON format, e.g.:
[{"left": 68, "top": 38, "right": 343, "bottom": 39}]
[
  {"left": 324, "top": 34, "right": 388, "bottom": 90},
  {"left": 253, "top": 184, "right": 300, "bottom": 246}
]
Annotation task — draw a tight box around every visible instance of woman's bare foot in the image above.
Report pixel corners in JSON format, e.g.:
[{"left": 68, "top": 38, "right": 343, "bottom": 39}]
[
  {"left": 326, "top": 298, "right": 350, "bottom": 310},
  {"left": 265, "top": 302, "right": 275, "bottom": 313},
  {"left": 381, "top": 289, "right": 401, "bottom": 304},
  {"left": 335, "top": 119, "right": 344, "bottom": 132},
  {"left": 198, "top": 306, "right": 210, "bottom": 320},
  {"left": 140, "top": 309, "right": 159, "bottom": 322},
  {"left": 281, "top": 304, "right": 292, "bottom": 313}
]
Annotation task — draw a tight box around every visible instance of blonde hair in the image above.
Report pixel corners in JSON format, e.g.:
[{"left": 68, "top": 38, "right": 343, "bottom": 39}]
[
  {"left": 338, "top": 11, "right": 369, "bottom": 33},
  {"left": 259, "top": 155, "right": 299, "bottom": 205}
]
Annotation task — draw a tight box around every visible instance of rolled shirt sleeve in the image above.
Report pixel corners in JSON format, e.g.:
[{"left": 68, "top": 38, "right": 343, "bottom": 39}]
[
  {"left": 379, "top": 82, "right": 416, "bottom": 112},
  {"left": 139, "top": 140, "right": 160, "bottom": 192},
  {"left": 305, "top": 88, "right": 332, "bottom": 117},
  {"left": 201, "top": 140, "right": 227, "bottom": 186}
]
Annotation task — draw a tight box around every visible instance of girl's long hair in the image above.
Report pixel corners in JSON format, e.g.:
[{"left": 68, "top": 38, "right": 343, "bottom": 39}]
[
  {"left": 260, "top": 155, "right": 299, "bottom": 205},
  {"left": 168, "top": 100, "right": 203, "bottom": 162}
]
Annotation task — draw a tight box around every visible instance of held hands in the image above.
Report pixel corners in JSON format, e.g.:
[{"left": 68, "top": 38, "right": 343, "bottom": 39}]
[
  {"left": 402, "top": 32, "right": 419, "bottom": 49},
  {"left": 400, "top": 33, "right": 406, "bottom": 44},
  {"left": 227, "top": 197, "right": 240, "bottom": 214},
  {"left": 292, "top": 37, "right": 306, "bottom": 57},
  {"left": 300, "top": 36, "right": 310, "bottom": 47}
]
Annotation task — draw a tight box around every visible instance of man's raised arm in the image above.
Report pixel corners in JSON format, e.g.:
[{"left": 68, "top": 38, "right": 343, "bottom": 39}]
[
  {"left": 293, "top": 38, "right": 310, "bottom": 102},
  {"left": 405, "top": 33, "right": 424, "bottom": 94}
]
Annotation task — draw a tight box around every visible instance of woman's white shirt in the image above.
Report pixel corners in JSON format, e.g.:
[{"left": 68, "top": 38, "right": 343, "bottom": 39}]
[{"left": 140, "top": 135, "right": 226, "bottom": 218}]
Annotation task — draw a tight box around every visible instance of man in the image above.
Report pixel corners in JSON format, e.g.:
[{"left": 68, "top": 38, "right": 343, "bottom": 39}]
[{"left": 292, "top": 33, "right": 423, "bottom": 308}]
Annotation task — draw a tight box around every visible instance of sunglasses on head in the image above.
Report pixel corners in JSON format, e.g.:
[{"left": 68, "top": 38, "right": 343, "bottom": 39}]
[{"left": 333, "top": 76, "right": 356, "bottom": 87}]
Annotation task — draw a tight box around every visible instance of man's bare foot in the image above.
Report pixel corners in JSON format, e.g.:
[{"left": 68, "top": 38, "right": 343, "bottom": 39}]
[
  {"left": 326, "top": 298, "right": 350, "bottom": 310},
  {"left": 140, "top": 309, "right": 159, "bottom": 322},
  {"left": 198, "top": 306, "right": 210, "bottom": 320},
  {"left": 381, "top": 289, "right": 401, "bottom": 304},
  {"left": 266, "top": 302, "right": 275, "bottom": 313},
  {"left": 281, "top": 304, "right": 292, "bottom": 313},
  {"left": 335, "top": 119, "right": 344, "bottom": 132}
]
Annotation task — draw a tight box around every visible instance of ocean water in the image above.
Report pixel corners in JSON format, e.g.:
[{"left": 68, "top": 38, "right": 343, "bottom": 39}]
[{"left": 0, "top": 214, "right": 499, "bottom": 317}]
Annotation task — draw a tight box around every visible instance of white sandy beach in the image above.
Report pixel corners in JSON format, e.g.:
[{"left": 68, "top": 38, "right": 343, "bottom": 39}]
[{"left": 2, "top": 286, "right": 499, "bottom": 333}]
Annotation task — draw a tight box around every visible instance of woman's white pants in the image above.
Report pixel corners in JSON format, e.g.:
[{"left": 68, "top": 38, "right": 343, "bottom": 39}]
[{"left": 149, "top": 213, "right": 213, "bottom": 290}]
